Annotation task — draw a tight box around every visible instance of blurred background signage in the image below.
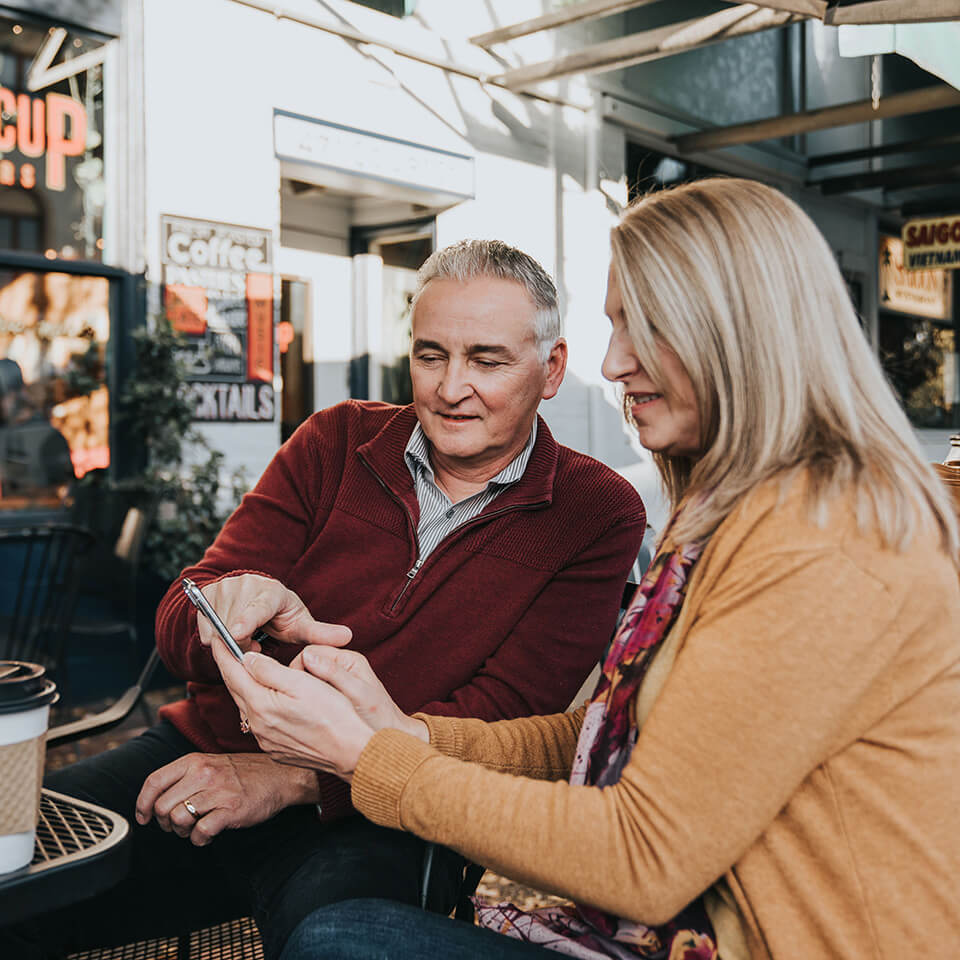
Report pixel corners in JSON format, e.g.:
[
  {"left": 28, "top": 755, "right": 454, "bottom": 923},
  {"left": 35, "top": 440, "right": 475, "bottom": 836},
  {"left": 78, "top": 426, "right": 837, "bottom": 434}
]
[
  {"left": 902, "top": 215, "right": 960, "bottom": 271},
  {"left": 0, "top": 15, "right": 105, "bottom": 260},
  {"left": 879, "top": 235, "right": 952, "bottom": 320},
  {"left": 0, "top": 86, "right": 86, "bottom": 191},
  {"left": 160, "top": 215, "right": 275, "bottom": 423}
]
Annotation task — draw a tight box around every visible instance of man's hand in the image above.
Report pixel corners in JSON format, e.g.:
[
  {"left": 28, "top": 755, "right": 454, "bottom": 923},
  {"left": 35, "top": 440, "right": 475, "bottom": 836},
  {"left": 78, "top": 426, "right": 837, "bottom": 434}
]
[
  {"left": 211, "top": 640, "right": 376, "bottom": 782},
  {"left": 292, "top": 645, "right": 428, "bottom": 742},
  {"left": 195, "top": 573, "right": 352, "bottom": 654},
  {"left": 134, "top": 752, "right": 319, "bottom": 847}
]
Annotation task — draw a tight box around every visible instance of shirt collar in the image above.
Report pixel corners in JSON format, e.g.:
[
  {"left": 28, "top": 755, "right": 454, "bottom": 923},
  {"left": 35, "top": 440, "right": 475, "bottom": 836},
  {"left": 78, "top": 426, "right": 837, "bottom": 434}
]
[{"left": 404, "top": 419, "right": 539, "bottom": 490}]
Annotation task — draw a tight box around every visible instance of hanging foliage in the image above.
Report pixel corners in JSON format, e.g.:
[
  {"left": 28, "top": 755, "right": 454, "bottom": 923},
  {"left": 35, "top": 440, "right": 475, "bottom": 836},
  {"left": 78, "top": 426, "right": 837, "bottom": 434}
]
[{"left": 117, "top": 319, "right": 248, "bottom": 582}]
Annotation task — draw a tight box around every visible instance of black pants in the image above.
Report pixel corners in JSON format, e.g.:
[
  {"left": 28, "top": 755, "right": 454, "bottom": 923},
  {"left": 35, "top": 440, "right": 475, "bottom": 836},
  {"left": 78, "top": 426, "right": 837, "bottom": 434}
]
[{"left": 2, "top": 721, "right": 464, "bottom": 960}]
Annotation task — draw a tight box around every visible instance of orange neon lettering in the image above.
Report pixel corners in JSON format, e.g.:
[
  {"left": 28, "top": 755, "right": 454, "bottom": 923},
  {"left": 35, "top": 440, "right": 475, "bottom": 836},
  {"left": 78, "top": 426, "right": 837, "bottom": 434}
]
[
  {"left": 45, "top": 94, "right": 86, "bottom": 191},
  {"left": 16, "top": 93, "right": 44, "bottom": 157},
  {"left": 246, "top": 273, "right": 274, "bottom": 382},
  {"left": 20, "top": 162, "right": 35, "bottom": 189},
  {"left": 0, "top": 88, "right": 15, "bottom": 151},
  {"left": 0, "top": 159, "right": 13, "bottom": 186}
]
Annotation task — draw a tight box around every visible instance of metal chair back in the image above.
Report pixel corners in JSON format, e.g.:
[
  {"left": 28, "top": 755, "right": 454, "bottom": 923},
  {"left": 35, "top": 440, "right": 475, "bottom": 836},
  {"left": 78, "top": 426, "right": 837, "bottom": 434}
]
[
  {"left": 68, "top": 480, "right": 157, "bottom": 672},
  {"left": 0, "top": 524, "right": 93, "bottom": 671}
]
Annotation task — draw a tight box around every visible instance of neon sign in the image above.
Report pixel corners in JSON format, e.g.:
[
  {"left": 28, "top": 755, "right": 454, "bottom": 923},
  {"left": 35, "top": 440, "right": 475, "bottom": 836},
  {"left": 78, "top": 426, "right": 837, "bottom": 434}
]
[{"left": 0, "top": 87, "right": 86, "bottom": 191}]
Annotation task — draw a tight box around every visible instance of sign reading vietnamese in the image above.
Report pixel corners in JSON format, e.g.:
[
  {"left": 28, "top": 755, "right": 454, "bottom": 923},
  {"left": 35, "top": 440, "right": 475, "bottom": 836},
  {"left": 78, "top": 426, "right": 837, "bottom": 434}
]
[
  {"left": 879, "top": 235, "right": 952, "bottom": 321},
  {"left": 902, "top": 215, "right": 960, "bottom": 271},
  {"left": 160, "top": 215, "right": 276, "bottom": 422}
]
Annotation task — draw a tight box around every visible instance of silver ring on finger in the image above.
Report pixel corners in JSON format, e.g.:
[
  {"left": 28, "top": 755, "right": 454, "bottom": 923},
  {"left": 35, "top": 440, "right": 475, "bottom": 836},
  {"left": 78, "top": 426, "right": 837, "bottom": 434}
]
[{"left": 183, "top": 798, "right": 200, "bottom": 820}]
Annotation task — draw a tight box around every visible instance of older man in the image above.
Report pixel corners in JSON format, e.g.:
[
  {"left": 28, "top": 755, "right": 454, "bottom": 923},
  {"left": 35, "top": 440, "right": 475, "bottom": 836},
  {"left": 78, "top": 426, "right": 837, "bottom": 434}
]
[{"left": 26, "top": 240, "right": 644, "bottom": 960}]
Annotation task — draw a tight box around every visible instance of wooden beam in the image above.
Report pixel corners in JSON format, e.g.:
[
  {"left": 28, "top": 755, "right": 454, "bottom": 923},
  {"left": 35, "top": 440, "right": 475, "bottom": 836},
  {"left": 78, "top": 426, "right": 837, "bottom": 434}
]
[
  {"left": 739, "top": 0, "right": 826, "bottom": 13},
  {"left": 748, "top": 0, "right": 960, "bottom": 21},
  {"left": 496, "top": 4, "right": 802, "bottom": 90},
  {"left": 814, "top": 158, "right": 960, "bottom": 194},
  {"left": 825, "top": 0, "right": 960, "bottom": 25},
  {"left": 471, "top": 0, "right": 660, "bottom": 47},
  {"left": 809, "top": 131, "right": 960, "bottom": 167},
  {"left": 674, "top": 85, "right": 960, "bottom": 153}
]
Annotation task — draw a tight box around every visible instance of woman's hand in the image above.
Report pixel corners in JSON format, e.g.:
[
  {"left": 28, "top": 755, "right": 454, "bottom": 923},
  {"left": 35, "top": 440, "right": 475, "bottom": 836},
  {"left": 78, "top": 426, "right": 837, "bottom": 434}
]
[
  {"left": 210, "top": 637, "right": 374, "bottom": 782},
  {"left": 195, "top": 573, "right": 353, "bottom": 653},
  {"left": 292, "top": 645, "right": 429, "bottom": 742}
]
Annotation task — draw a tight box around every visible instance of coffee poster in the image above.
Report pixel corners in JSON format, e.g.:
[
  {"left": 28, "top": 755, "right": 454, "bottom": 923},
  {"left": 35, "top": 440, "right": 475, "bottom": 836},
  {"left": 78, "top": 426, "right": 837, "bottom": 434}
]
[{"left": 160, "top": 215, "right": 276, "bottom": 422}]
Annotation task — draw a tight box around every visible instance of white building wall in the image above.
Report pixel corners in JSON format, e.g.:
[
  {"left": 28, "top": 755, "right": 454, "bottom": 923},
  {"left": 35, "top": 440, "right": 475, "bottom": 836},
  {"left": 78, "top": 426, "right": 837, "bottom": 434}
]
[
  {"left": 141, "top": 0, "right": 652, "bottom": 491},
  {"left": 140, "top": 0, "right": 881, "bottom": 523},
  {"left": 142, "top": 0, "right": 282, "bottom": 482}
]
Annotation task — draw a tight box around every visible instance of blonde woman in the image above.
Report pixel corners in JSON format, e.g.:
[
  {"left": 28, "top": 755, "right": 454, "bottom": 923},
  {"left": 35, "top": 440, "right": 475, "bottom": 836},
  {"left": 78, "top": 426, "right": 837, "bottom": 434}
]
[{"left": 213, "top": 179, "right": 960, "bottom": 960}]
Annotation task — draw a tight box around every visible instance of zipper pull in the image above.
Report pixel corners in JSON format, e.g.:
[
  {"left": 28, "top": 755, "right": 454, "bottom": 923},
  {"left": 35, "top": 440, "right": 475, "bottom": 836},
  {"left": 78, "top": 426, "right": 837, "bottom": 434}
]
[{"left": 406, "top": 559, "right": 423, "bottom": 580}]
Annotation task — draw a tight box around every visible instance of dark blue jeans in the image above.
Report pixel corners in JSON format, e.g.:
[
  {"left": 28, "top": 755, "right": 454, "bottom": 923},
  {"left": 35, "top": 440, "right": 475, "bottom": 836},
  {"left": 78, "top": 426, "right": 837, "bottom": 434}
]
[
  {"left": 2, "top": 721, "right": 464, "bottom": 960},
  {"left": 281, "top": 899, "right": 554, "bottom": 960}
]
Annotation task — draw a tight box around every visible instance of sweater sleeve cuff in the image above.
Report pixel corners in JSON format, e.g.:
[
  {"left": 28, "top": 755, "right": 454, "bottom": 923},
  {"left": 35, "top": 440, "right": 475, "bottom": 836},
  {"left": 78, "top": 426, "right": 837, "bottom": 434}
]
[
  {"left": 351, "top": 728, "right": 439, "bottom": 830},
  {"left": 415, "top": 713, "right": 465, "bottom": 758}
]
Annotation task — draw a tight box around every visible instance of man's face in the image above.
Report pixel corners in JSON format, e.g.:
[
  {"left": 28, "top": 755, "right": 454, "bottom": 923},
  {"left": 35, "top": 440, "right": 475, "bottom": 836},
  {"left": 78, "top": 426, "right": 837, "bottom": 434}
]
[{"left": 410, "top": 276, "right": 566, "bottom": 480}]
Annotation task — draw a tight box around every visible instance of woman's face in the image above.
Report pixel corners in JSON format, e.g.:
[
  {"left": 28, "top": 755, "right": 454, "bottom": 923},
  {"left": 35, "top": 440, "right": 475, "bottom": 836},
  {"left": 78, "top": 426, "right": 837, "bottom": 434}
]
[{"left": 601, "top": 267, "right": 702, "bottom": 458}]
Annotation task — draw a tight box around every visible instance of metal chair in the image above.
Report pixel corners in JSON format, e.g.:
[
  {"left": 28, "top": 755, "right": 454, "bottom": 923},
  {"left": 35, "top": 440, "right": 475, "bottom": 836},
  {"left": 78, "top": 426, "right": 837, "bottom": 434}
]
[
  {"left": 0, "top": 523, "right": 94, "bottom": 699},
  {"left": 68, "top": 480, "right": 156, "bottom": 688},
  {"left": 66, "top": 916, "right": 265, "bottom": 960},
  {"left": 47, "top": 646, "right": 162, "bottom": 747}
]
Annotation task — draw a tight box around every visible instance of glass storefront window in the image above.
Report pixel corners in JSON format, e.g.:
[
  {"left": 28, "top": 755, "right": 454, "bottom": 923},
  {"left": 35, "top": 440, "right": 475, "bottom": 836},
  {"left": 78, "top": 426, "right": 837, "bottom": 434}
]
[
  {"left": 366, "top": 227, "right": 433, "bottom": 406},
  {"left": 877, "top": 236, "right": 956, "bottom": 429},
  {"left": 0, "top": 268, "right": 110, "bottom": 505},
  {"left": 879, "top": 314, "right": 956, "bottom": 428},
  {"left": 0, "top": 17, "right": 105, "bottom": 260},
  {"left": 279, "top": 278, "right": 312, "bottom": 443}
]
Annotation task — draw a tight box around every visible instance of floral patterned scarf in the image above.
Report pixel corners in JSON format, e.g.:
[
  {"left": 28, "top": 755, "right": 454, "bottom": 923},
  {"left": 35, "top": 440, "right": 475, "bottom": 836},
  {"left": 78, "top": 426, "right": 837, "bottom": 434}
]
[{"left": 476, "top": 536, "right": 717, "bottom": 960}]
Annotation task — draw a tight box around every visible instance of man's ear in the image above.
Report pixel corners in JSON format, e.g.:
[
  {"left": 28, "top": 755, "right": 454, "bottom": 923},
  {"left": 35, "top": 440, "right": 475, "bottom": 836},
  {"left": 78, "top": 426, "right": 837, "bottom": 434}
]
[{"left": 541, "top": 338, "right": 568, "bottom": 401}]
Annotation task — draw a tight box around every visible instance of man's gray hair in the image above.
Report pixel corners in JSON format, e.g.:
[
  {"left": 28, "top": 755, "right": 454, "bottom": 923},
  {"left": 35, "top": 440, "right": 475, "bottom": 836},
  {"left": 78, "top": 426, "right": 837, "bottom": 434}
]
[{"left": 411, "top": 239, "right": 561, "bottom": 362}]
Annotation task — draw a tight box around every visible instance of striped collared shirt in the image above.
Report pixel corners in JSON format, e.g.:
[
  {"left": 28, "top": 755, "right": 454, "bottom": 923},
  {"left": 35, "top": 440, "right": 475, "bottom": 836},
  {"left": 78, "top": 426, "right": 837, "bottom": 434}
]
[{"left": 404, "top": 419, "right": 538, "bottom": 562}]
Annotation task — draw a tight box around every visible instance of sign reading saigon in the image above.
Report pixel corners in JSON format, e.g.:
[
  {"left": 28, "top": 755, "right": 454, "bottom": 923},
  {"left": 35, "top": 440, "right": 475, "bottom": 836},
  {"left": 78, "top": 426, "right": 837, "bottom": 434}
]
[{"left": 902, "top": 216, "right": 960, "bottom": 272}]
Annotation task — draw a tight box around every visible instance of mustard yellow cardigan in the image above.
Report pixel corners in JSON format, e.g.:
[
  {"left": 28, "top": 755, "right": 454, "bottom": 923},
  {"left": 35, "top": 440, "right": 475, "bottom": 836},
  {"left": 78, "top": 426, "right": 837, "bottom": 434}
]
[{"left": 352, "top": 475, "right": 960, "bottom": 959}]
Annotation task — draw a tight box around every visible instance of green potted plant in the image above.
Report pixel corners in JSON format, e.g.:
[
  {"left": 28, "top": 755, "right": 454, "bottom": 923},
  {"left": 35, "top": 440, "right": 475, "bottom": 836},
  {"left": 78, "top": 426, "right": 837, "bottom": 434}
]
[{"left": 118, "top": 317, "right": 247, "bottom": 584}]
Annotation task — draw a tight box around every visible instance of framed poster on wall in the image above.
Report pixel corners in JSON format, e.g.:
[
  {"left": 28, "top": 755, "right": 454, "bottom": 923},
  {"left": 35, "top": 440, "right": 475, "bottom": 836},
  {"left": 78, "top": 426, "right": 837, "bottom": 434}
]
[{"left": 160, "top": 215, "right": 275, "bottom": 422}]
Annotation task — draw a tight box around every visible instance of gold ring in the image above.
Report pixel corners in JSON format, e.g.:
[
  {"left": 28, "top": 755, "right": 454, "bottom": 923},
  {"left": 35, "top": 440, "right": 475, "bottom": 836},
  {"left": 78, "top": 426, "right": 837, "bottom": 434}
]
[
  {"left": 183, "top": 798, "right": 200, "bottom": 820},
  {"left": 240, "top": 716, "right": 250, "bottom": 734}
]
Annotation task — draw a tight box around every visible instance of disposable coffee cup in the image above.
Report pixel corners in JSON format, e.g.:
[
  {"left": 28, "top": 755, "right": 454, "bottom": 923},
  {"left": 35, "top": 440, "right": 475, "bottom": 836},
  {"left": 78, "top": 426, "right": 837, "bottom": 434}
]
[{"left": 0, "top": 661, "right": 58, "bottom": 874}]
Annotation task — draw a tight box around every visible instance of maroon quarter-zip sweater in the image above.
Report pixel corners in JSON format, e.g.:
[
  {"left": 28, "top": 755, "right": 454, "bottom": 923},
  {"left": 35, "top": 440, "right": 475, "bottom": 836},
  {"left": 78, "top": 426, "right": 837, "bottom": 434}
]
[{"left": 155, "top": 401, "right": 645, "bottom": 819}]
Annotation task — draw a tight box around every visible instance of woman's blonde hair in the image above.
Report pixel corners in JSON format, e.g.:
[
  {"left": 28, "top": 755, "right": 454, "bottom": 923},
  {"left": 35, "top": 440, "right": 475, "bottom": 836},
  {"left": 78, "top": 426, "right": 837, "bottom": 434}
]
[{"left": 611, "top": 177, "right": 959, "bottom": 561}]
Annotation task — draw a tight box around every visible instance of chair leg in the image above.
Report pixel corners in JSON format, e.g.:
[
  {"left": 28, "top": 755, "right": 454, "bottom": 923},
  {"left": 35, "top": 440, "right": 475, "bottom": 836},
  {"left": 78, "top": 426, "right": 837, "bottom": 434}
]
[
  {"left": 419, "top": 842, "right": 436, "bottom": 910},
  {"left": 177, "top": 931, "right": 192, "bottom": 960},
  {"left": 421, "top": 841, "right": 485, "bottom": 922},
  {"left": 139, "top": 695, "right": 155, "bottom": 728},
  {"left": 455, "top": 863, "right": 487, "bottom": 923}
]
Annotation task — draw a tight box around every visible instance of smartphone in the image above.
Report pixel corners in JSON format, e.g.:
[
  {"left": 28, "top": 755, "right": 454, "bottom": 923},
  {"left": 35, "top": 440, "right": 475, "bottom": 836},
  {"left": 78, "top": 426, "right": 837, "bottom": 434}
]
[{"left": 181, "top": 577, "right": 245, "bottom": 662}]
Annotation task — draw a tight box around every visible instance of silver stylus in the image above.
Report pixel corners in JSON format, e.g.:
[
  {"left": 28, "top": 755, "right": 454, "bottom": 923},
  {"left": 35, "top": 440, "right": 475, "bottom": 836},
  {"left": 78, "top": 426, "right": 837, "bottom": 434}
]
[{"left": 181, "top": 577, "right": 245, "bottom": 662}]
